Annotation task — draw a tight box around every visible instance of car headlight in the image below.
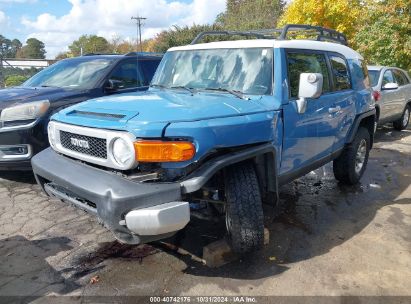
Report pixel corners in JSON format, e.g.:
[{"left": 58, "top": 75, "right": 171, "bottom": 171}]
[
  {"left": 111, "top": 137, "right": 134, "bottom": 167},
  {"left": 0, "top": 100, "right": 50, "bottom": 122}
]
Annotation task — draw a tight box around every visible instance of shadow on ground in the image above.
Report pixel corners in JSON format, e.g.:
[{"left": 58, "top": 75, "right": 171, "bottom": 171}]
[
  {"left": 0, "top": 171, "right": 36, "bottom": 184},
  {"left": 0, "top": 236, "right": 81, "bottom": 301}
]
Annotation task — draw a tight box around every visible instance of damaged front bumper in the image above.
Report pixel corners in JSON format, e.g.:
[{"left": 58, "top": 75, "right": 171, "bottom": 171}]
[{"left": 32, "top": 148, "right": 189, "bottom": 244}]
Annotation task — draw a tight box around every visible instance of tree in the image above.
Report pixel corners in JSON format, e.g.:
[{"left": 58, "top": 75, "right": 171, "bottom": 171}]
[
  {"left": 278, "top": 0, "right": 363, "bottom": 42},
  {"left": 353, "top": 0, "right": 411, "bottom": 71},
  {"left": 5, "top": 75, "right": 28, "bottom": 87},
  {"left": 10, "top": 39, "right": 22, "bottom": 57},
  {"left": 17, "top": 38, "right": 46, "bottom": 59},
  {"left": 0, "top": 35, "right": 22, "bottom": 58},
  {"left": 68, "top": 35, "right": 110, "bottom": 56},
  {"left": 218, "top": 0, "right": 286, "bottom": 30},
  {"left": 55, "top": 52, "right": 71, "bottom": 60},
  {"left": 151, "top": 24, "right": 223, "bottom": 53}
]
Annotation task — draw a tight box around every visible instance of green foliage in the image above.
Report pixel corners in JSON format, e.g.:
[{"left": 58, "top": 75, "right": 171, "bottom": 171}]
[
  {"left": 353, "top": 0, "right": 411, "bottom": 71},
  {"left": 68, "top": 35, "right": 110, "bottom": 56},
  {"left": 1, "top": 66, "right": 41, "bottom": 79},
  {"left": 17, "top": 38, "right": 46, "bottom": 59},
  {"left": 151, "top": 24, "right": 223, "bottom": 53},
  {"left": 0, "top": 35, "right": 23, "bottom": 58},
  {"left": 278, "top": 0, "right": 363, "bottom": 42},
  {"left": 5, "top": 75, "right": 28, "bottom": 87},
  {"left": 54, "top": 52, "right": 73, "bottom": 60},
  {"left": 218, "top": 0, "right": 285, "bottom": 30}
]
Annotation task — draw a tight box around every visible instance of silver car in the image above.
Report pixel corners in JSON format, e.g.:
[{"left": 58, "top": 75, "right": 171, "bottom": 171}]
[{"left": 368, "top": 66, "right": 411, "bottom": 131}]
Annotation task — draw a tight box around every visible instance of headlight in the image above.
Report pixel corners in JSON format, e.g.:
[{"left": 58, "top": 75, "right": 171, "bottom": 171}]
[
  {"left": 48, "top": 122, "right": 56, "bottom": 147},
  {"left": 0, "top": 100, "right": 50, "bottom": 122},
  {"left": 112, "top": 137, "right": 134, "bottom": 167}
]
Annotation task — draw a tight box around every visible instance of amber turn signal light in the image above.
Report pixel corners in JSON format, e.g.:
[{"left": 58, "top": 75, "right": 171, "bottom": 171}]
[{"left": 134, "top": 140, "right": 195, "bottom": 162}]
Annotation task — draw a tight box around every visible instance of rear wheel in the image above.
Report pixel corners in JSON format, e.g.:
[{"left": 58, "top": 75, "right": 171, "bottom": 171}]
[
  {"left": 333, "top": 127, "right": 370, "bottom": 185},
  {"left": 224, "top": 162, "right": 264, "bottom": 254},
  {"left": 393, "top": 105, "right": 410, "bottom": 131}
]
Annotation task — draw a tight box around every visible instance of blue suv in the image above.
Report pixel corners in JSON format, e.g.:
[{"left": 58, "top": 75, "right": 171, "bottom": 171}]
[{"left": 32, "top": 25, "right": 376, "bottom": 254}]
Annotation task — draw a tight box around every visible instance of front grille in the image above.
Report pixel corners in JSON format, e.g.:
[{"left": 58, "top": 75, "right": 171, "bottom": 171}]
[{"left": 60, "top": 130, "right": 107, "bottom": 159}]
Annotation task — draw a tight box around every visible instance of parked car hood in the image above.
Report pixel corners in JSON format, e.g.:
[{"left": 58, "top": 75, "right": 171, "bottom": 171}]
[
  {"left": 55, "top": 89, "right": 271, "bottom": 129},
  {"left": 0, "top": 86, "right": 87, "bottom": 110}
]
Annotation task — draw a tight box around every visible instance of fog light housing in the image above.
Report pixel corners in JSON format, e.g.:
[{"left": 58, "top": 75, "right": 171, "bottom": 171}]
[{"left": 0, "top": 145, "right": 32, "bottom": 160}]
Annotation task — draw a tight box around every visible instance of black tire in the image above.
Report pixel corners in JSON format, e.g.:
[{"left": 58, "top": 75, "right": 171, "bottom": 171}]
[
  {"left": 333, "top": 127, "right": 370, "bottom": 185},
  {"left": 224, "top": 162, "right": 264, "bottom": 254},
  {"left": 393, "top": 105, "right": 410, "bottom": 131}
]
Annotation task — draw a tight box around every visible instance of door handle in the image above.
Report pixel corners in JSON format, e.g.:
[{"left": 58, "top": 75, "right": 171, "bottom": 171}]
[{"left": 328, "top": 106, "right": 341, "bottom": 114}]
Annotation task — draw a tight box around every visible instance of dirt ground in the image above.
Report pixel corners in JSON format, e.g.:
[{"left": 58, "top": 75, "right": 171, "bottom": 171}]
[{"left": 0, "top": 125, "right": 410, "bottom": 303}]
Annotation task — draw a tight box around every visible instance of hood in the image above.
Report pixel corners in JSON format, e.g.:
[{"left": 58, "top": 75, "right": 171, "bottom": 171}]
[
  {"left": 56, "top": 88, "right": 270, "bottom": 127},
  {"left": 0, "top": 86, "right": 86, "bottom": 110}
]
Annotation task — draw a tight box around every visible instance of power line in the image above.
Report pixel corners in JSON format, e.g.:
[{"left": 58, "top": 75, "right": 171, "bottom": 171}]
[{"left": 131, "top": 16, "right": 147, "bottom": 52}]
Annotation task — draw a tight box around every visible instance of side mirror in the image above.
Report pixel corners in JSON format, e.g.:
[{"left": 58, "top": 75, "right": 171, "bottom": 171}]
[
  {"left": 296, "top": 73, "right": 323, "bottom": 114},
  {"left": 105, "top": 79, "right": 124, "bottom": 92},
  {"left": 382, "top": 82, "right": 399, "bottom": 90}
]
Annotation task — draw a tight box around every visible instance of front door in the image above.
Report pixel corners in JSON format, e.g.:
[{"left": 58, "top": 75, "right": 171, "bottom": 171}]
[
  {"left": 380, "top": 69, "right": 402, "bottom": 121},
  {"left": 280, "top": 50, "right": 337, "bottom": 175}
]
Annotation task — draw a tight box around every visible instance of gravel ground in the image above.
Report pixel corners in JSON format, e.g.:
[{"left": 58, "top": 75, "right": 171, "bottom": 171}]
[{"left": 0, "top": 125, "right": 410, "bottom": 303}]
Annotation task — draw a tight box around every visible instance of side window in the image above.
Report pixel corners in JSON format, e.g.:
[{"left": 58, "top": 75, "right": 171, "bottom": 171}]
[
  {"left": 382, "top": 70, "right": 395, "bottom": 86},
  {"left": 109, "top": 61, "right": 142, "bottom": 89},
  {"left": 329, "top": 55, "right": 351, "bottom": 90},
  {"left": 287, "top": 52, "right": 331, "bottom": 98},
  {"left": 393, "top": 69, "right": 407, "bottom": 86},
  {"left": 402, "top": 71, "right": 410, "bottom": 84},
  {"left": 139, "top": 59, "right": 161, "bottom": 86}
]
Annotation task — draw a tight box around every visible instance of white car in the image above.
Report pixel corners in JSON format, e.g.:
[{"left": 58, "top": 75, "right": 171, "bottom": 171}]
[{"left": 368, "top": 66, "right": 411, "bottom": 131}]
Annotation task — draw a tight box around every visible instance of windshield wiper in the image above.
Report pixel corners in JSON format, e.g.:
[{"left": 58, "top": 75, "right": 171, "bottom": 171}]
[
  {"left": 203, "top": 87, "right": 250, "bottom": 100},
  {"left": 169, "top": 86, "right": 196, "bottom": 94},
  {"left": 150, "top": 84, "right": 167, "bottom": 89}
]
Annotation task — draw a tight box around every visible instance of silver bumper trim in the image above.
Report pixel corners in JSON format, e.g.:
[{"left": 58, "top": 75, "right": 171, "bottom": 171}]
[{"left": 124, "top": 201, "right": 190, "bottom": 236}]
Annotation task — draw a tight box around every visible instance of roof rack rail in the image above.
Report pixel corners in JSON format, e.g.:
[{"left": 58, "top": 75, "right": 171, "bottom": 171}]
[
  {"left": 279, "top": 24, "right": 348, "bottom": 45},
  {"left": 191, "top": 24, "right": 348, "bottom": 46},
  {"left": 191, "top": 30, "right": 276, "bottom": 45}
]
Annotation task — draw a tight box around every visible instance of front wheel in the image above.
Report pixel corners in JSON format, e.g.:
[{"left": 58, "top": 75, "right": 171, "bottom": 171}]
[
  {"left": 393, "top": 105, "right": 410, "bottom": 131},
  {"left": 224, "top": 162, "right": 264, "bottom": 254},
  {"left": 333, "top": 127, "right": 370, "bottom": 185}
]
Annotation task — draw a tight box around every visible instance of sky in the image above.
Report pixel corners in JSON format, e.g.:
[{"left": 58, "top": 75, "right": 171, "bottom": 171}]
[{"left": 0, "top": 0, "right": 227, "bottom": 58}]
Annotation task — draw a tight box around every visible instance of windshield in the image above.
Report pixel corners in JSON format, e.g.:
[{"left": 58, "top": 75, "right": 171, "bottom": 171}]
[
  {"left": 368, "top": 70, "right": 380, "bottom": 87},
  {"left": 23, "top": 58, "right": 114, "bottom": 89},
  {"left": 151, "top": 48, "right": 273, "bottom": 95}
]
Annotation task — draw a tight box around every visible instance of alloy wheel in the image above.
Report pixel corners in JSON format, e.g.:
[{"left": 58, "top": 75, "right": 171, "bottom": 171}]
[
  {"left": 355, "top": 139, "right": 367, "bottom": 174},
  {"left": 403, "top": 108, "right": 410, "bottom": 127}
]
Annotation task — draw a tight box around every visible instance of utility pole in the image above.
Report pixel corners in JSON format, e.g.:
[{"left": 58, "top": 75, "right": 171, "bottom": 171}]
[
  {"left": 0, "top": 43, "right": 5, "bottom": 88},
  {"left": 131, "top": 16, "right": 147, "bottom": 52}
]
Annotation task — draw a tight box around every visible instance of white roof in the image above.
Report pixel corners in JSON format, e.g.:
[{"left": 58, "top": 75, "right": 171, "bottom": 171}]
[
  {"left": 367, "top": 65, "right": 383, "bottom": 71},
  {"left": 169, "top": 39, "right": 363, "bottom": 60}
]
